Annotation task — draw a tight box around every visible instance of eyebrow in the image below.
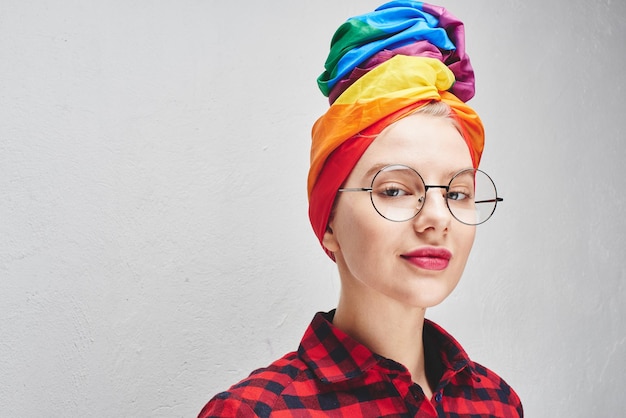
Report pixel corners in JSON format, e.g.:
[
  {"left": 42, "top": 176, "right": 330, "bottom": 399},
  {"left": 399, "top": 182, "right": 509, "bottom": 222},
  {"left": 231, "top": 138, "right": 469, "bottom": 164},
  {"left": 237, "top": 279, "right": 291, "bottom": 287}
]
[
  {"left": 364, "top": 163, "right": 392, "bottom": 179},
  {"left": 364, "top": 163, "right": 474, "bottom": 182}
]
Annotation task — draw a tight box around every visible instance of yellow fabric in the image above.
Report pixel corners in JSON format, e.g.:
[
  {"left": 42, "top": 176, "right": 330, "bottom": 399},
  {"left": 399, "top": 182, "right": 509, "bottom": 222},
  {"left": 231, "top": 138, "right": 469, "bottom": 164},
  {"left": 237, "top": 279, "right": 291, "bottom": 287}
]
[{"left": 334, "top": 56, "right": 455, "bottom": 104}]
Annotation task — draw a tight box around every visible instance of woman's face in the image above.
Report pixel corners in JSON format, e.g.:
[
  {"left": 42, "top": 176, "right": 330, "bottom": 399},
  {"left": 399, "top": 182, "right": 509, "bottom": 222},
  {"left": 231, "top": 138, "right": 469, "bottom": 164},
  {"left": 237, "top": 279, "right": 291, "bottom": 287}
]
[{"left": 323, "top": 113, "right": 476, "bottom": 309}]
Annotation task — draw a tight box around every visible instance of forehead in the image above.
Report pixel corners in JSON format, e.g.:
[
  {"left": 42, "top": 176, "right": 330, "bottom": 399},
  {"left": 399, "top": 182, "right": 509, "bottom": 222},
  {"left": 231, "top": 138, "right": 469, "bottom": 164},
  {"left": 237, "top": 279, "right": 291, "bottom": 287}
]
[{"left": 354, "top": 114, "right": 472, "bottom": 178}]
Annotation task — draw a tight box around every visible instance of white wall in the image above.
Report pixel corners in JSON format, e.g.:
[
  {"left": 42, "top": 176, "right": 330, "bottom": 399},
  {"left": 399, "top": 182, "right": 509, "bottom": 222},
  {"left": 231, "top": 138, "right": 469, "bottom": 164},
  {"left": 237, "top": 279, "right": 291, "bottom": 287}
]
[{"left": 1, "top": 1, "right": 624, "bottom": 416}]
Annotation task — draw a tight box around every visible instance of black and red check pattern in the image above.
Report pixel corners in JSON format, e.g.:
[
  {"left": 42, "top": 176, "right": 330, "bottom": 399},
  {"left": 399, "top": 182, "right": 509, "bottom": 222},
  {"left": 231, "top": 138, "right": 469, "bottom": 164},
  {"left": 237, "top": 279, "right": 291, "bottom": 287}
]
[{"left": 199, "top": 311, "right": 522, "bottom": 417}]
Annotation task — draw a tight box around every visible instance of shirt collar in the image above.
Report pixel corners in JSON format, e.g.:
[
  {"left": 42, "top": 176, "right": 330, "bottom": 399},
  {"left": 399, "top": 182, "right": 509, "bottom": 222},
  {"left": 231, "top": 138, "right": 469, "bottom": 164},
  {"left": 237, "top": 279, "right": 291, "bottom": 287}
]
[
  {"left": 297, "top": 310, "right": 380, "bottom": 383},
  {"left": 298, "top": 310, "right": 475, "bottom": 384},
  {"left": 423, "top": 318, "right": 475, "bottom": 384}
]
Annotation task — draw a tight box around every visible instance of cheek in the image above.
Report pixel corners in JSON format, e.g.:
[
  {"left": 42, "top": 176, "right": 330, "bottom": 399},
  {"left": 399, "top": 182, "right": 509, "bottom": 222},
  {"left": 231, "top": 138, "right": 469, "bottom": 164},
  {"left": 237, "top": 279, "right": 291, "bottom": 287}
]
[
  {"left": 334, "top": 198, "right": 389, "bottom": 258},
  {"left": 455, "top": 226, "right": 476, "bottom": 265}
]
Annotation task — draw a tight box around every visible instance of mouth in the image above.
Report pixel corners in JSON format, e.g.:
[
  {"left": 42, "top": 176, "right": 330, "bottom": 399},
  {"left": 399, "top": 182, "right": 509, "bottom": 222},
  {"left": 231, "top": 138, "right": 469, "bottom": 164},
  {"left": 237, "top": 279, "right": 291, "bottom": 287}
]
[{"left": 401, "top": 247, "right": 452, "bottom": 271}]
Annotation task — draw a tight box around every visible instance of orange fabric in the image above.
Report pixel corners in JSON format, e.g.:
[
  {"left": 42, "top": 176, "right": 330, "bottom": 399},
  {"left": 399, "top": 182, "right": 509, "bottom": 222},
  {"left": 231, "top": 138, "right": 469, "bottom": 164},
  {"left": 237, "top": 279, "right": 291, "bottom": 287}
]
[{"left": 308, "top": 92, "right": 483, "bottom": 197}]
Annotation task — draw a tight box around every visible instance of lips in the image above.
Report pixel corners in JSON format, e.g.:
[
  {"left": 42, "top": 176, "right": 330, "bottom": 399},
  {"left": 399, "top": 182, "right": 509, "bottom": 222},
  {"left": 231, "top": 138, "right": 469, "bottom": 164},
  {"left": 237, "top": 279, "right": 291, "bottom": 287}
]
[{"left": 401, "top": 247, "right": 452, "bottom": 271}]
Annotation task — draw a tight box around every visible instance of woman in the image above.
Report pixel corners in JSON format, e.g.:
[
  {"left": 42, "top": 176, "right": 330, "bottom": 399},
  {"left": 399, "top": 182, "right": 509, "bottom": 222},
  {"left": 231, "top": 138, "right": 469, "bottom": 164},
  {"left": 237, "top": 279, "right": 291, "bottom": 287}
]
[{"left": 199, "top": 1, "right": 523, "bottom": 416}]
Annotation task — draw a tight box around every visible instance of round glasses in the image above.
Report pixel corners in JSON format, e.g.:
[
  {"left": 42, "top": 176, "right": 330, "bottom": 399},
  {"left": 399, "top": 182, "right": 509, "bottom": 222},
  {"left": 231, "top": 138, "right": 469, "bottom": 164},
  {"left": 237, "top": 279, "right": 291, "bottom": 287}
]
[{"left": 338, "top": 164, "right": 503, "bottom": 225}]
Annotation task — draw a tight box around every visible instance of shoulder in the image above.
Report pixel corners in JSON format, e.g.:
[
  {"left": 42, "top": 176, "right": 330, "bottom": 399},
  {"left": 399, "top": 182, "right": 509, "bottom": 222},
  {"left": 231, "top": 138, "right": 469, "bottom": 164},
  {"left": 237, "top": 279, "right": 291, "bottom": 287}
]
[
  {"left": 198, "top": 351, "right": 311, "bottom": 418},
  {"left": 197, "top": 392, "right": 256, "bottom": 418}
]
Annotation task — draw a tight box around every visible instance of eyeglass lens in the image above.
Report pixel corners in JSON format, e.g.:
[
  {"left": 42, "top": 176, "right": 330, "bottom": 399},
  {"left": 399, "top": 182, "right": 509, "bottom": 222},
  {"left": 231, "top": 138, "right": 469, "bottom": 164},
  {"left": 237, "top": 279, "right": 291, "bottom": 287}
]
[{"left": 369, "top": 165, "right": 499, "bottom": 225}]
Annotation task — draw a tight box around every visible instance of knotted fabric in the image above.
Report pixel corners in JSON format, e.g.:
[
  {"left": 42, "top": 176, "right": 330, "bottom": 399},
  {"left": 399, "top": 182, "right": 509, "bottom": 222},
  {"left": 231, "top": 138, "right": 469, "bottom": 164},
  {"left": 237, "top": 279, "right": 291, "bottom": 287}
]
[{"left": 308, "top": 1, "right": 485, "bottom": 258}]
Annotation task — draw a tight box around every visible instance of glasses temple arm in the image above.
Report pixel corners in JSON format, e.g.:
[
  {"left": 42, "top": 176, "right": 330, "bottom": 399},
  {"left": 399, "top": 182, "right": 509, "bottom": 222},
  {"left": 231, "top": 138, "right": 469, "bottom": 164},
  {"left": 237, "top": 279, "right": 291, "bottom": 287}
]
[
  {"left": 337, "top": 187, "right": 373, "bottom": 192},
  {"left": 475, "top": 197, "right": 504, "bottom": 204}
]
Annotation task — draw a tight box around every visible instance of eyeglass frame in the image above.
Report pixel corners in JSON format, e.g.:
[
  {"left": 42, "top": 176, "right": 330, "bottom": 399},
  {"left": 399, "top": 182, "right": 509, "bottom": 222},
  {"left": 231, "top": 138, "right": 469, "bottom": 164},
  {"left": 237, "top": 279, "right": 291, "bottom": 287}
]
[{"left": 337, "top": 164, "right": 503, "bottom": 225}]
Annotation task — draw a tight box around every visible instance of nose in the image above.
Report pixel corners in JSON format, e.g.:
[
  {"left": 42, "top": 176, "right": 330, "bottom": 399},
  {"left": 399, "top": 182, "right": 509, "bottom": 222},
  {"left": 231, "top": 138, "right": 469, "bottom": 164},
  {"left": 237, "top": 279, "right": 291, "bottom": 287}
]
[{"left": 413, "top": 187, "right": 452, "bottom": 233}]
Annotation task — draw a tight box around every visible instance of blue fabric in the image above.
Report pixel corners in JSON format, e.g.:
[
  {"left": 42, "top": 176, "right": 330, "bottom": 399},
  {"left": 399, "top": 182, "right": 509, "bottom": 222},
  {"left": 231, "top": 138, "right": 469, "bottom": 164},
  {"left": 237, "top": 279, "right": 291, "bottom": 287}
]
[{"left": 320, "top": 1, "right": 457, "bottom": 95}]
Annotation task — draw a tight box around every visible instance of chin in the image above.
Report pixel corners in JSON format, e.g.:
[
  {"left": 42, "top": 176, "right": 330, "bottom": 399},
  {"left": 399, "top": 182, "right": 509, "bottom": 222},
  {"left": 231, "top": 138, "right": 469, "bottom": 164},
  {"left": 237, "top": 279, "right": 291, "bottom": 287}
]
[
  {"left": 405, "top": 284, "right": 459, "bottom": 309},
  {"left": 414, "top": 296, "right": 449, "bottom": 309}
]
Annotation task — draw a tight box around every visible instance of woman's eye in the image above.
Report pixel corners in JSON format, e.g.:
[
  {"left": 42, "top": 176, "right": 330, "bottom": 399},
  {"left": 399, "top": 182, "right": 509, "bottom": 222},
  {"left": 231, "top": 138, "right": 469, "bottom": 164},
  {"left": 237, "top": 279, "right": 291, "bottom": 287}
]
[
  {"left": 383, "top": 187, "right": 406, "bottom": 197},
  {"left": 376, "top": 184, "right": 411, "bottom": 197},
  {"left": 447, "top": 191, "right": 469, "bottom": 201}
]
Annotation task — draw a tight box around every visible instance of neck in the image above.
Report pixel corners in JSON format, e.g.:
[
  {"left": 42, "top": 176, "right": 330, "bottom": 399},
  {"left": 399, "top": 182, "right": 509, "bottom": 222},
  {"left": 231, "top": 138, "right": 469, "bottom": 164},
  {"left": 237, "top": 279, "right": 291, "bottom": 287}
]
[{"left": 332, "top": 282, "right": 433, "bottom": 398}]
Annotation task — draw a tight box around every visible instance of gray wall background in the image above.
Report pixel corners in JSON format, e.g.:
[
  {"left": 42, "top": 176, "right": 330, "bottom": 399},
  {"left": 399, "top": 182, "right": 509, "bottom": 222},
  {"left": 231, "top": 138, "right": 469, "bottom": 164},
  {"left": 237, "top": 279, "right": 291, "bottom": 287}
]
[{"left": 1, "top": 1, "right": 624, "bottom": 416}]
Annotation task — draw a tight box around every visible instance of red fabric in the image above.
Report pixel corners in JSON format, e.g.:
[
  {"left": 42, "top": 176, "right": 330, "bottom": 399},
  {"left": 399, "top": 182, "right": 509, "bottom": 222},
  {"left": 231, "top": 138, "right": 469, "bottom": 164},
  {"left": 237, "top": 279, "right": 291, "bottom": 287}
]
[
  {"left": 308, "top": 100, "right": 479, "bottom": 259},
  {"left": 198, "top": 311, "right": 523, "bottom": 417}
]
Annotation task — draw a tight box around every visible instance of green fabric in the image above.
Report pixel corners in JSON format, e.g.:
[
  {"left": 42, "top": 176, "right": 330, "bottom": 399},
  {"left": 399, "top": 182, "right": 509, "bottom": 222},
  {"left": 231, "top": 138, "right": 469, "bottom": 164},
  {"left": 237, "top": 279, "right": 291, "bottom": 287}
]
[{"left": 318, "top": 19, "right": 387, "bottom": 96}]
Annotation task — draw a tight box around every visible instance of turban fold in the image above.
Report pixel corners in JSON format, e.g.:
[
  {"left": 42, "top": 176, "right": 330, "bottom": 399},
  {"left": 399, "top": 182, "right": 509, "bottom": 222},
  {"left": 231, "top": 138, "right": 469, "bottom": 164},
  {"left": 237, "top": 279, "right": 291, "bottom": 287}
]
[{"left": 308, "top": 1, "right": 485, "bottom": 258}]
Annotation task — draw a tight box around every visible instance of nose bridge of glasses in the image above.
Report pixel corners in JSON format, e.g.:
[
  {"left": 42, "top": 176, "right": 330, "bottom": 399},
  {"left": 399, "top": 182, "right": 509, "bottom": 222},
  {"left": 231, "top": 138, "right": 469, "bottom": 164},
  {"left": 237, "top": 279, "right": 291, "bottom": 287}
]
[
  {"left": 424, "top": 184, "right": 449, "bottom": 193},
  {"left": 419, "top": 184, "right": 452, "bottom": 215},
  {"left": 423, "top": 184, "right": 450, "bottom": 202}
]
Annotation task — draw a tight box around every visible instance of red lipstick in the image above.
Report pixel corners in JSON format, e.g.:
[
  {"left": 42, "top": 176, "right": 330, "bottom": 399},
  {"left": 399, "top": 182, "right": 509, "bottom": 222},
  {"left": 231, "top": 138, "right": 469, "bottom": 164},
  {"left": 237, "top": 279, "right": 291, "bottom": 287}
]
[{"left": 401, "top": 247, "right": 452, "bottom": 271}]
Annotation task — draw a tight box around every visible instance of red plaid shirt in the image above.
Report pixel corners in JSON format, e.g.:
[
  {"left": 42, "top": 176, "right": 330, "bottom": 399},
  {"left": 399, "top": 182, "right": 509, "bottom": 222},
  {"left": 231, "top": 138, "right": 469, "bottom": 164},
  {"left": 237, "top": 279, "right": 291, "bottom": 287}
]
[{"left": 199, "top": 311, "right": 522, "bottom": 417}]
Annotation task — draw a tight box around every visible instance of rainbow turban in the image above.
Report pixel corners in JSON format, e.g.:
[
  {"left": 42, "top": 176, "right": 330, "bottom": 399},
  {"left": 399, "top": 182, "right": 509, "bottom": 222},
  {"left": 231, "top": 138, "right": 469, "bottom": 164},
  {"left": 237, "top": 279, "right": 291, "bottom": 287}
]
[{"left": 308, "top": 1, "right": 485, "bottom": 258}]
